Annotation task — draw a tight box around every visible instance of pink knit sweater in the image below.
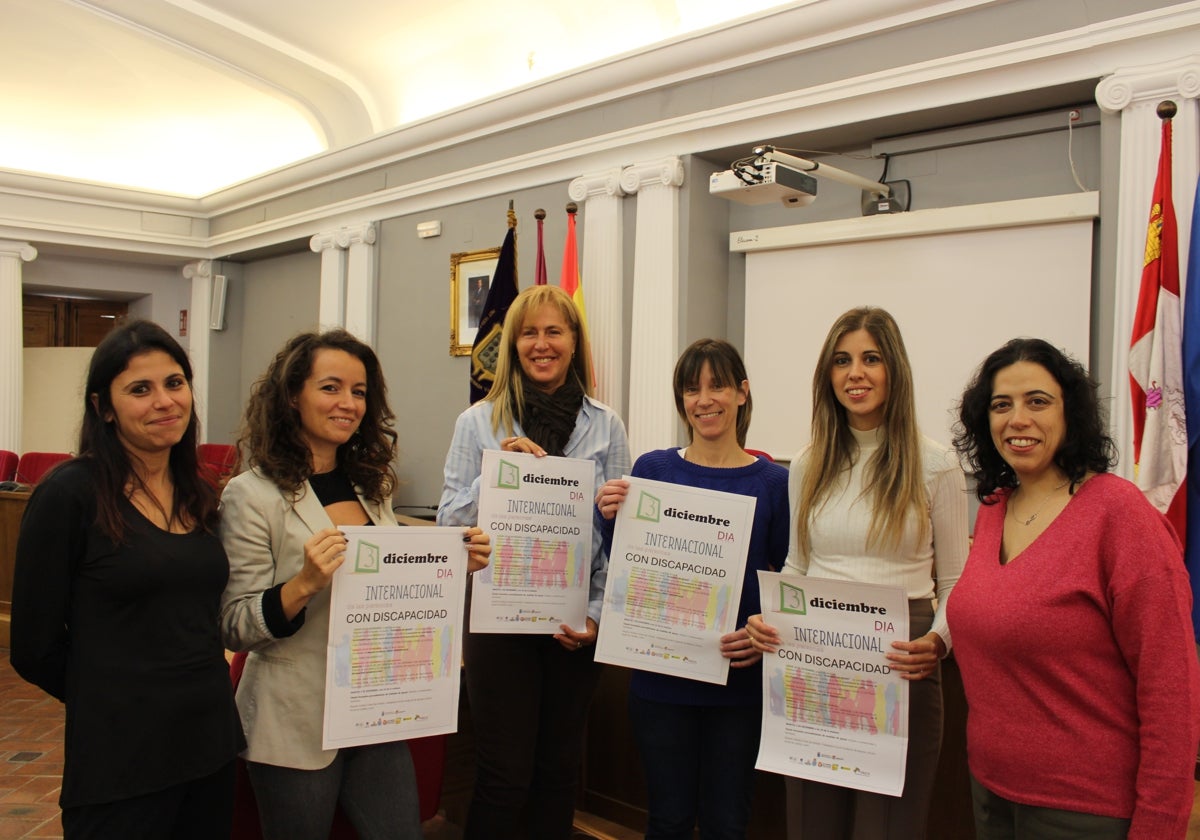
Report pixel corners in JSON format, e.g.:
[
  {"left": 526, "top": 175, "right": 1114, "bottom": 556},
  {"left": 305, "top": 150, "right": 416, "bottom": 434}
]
[{"left": 947, "top": 472, "right": 1200, "bottom": 839}]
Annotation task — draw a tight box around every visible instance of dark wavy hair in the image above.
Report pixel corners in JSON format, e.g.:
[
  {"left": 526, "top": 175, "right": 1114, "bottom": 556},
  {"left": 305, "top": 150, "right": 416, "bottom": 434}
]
[
  {"left": 80, "top": 319, "right": 218, "bottom": 541},
  {"left": 953, "top": 338, "right": 1116, "bottom": 502},
  {"left": 239, "top": 329, "right": 397, "bottom": 503},
  {"left": 672, "top": 338, "right": 753, "bottom": 447}
]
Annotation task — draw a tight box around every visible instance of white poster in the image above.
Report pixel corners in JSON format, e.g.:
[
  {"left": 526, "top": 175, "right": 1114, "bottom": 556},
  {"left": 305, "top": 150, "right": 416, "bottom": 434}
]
[
  {"left": 595, "top": 476, "right": 755, "bottom": 685},
  {"left": 755, "top": 571, "right": 909, "bottom": 796},
  {"left": 322, "top": 526, "right": 467, "bottom": 749},
  {"left": 471, "top": 449, "right": 595, "bottom": 633}
]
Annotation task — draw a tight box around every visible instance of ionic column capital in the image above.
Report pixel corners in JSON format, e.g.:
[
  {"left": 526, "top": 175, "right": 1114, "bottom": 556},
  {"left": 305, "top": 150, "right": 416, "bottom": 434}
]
[
  {"left": 0, "top": 239, "right": 37, "bottom": 262},
  {"left": 620, "top": 158, "right": 685, "bottom": 194},
  {"left": 310, "top": 222, "right": 377, "bottom": 252},
  {"left": 569, "top": 168, "right": 626, "bottom": 202},
  {"left": 1096, "top": 54, "right": 1200, "bottom": 112},
  {"left": 182, "top": 259, "right": 213, "bottom": 281}
]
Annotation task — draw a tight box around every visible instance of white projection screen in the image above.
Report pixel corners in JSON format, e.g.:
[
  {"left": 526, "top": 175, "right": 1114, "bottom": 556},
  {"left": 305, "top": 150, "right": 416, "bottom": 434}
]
[{"left": 742, "top": 207, "right": 1094, "bottom": 460}]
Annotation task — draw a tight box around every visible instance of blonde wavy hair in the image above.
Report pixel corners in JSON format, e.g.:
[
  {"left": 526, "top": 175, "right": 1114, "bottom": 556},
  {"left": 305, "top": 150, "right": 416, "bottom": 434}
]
[{"left": 795, "top": 307, "right": 927, "bottom": 558}]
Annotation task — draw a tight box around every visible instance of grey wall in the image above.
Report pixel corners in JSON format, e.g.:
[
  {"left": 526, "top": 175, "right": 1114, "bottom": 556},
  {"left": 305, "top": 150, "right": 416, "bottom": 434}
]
[
  {"left": 210, "top": 114, "right": 1105, "bottom": 510},
  {"left": 206, "top": 260, "right": 246, "bottom": 445},
  {"left": 202, "top": 250, "right": 321, "bottom": 446},
  {"left": 374, "top": 185, "right": 584, "bottom": 513}
]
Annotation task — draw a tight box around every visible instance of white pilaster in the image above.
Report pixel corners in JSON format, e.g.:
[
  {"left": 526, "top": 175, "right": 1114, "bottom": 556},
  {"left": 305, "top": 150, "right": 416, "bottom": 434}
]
[
  {"left": 569, "top": 169, "right": 626, "bottom": 417},
  {"left": 1097, "top": 56, "right": 1200, "bottom": 479},
  {"left": 310, "top": 231, "right": 348, "bottom": 331},
  {"left": 183, "top": 260, "right": 212, "bottom": 442},
  {"left": 343, "top": 223, "right": 378, "bottom": 346},
  {"left": 621, "top": 157, "right": 685, "bottom": 459},
  {"left": 0, "top": 240, "right": 37, "bottom": 453},
  {"left": 311, "top": 223, "right": 378, "bottom": 344}
]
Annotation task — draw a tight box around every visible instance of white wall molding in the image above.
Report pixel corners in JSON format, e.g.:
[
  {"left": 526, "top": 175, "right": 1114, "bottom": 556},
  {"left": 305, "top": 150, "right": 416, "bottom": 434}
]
[
  {"left": 0, "top": 4, "right": 1197, "bottom": 261},
  {"left": 731, "top": 192, "right": 1101, "bottom": 252}
]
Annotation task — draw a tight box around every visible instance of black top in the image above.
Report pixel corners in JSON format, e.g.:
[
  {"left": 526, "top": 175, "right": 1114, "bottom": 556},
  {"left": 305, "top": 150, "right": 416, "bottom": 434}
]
[
  {"left": 308, "top": 467, "right": 358, "bottom": 506},
  {"left": 9, "top": 459, "right": 244, "bottom": 807}
]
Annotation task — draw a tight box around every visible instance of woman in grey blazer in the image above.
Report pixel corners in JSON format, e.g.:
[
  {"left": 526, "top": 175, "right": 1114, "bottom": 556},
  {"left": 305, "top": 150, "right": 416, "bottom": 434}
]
[{"left": 220, "top": 329, "right": 489, "bottom": 840}]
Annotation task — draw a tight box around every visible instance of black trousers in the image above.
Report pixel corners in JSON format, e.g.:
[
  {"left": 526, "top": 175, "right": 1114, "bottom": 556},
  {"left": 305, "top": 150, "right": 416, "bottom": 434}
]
[
  {"left": 61, "top": 760, "right": 236, "bottom": 840},
  {"left": 461, "top": 628, "right": 603, "bottom": 840}
]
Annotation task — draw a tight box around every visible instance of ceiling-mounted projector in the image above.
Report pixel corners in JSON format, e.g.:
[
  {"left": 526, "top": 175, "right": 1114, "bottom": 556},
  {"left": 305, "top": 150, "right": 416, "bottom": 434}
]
[
  {"left": 709, "top": 162, "right": 817, "bottom": 207},
  {"left": 709, "top": 145, "right": 902, "bottom": 214}
]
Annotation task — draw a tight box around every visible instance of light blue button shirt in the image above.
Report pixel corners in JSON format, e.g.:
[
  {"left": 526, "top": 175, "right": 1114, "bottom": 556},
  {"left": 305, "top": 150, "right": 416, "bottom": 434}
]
[{"left": 437, "top": 395, "right": 630, "bottom": 624}]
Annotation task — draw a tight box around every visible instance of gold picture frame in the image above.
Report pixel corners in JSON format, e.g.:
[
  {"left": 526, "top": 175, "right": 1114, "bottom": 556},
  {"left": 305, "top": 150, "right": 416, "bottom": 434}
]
[{"left": 449, "top": 247, "right": 501, "bottom": 356}]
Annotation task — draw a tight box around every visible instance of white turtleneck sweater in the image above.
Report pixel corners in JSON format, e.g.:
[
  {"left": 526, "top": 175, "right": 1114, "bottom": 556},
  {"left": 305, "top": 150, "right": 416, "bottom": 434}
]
[{"left": 785, "top": 425, "right": 968, "bottom": 648}]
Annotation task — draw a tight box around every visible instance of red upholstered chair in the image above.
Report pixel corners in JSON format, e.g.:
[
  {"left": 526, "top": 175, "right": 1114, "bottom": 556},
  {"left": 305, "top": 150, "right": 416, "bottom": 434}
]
[
  {"left": 0, "top": 450, "right": 17, "bottom": 483},
  {"left": 15, "top": 451, "right": 71, "bottom": 485},
  {"left": 228, "top": 651, "right": 446, "bottom": 839},
  {"left": 744, "top": 448, "right": 774, "bottom": 462},
  {"left": 198, "top": 443, "right": 237, "bottom": 489}
]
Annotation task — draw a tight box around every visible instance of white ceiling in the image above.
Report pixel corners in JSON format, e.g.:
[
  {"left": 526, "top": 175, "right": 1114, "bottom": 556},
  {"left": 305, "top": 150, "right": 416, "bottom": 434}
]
[{"left": 1, "top": 0, "right": 792, "bottom": 197}]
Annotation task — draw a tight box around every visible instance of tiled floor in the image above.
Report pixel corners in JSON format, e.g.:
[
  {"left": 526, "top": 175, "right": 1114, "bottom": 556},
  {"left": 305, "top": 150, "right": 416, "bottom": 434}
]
[
  {"left": 1, "top": 647, "right": 1198, "bottom": 839},
  {"left": 0, "top": 653, "right": 63, "bottom": 839}
]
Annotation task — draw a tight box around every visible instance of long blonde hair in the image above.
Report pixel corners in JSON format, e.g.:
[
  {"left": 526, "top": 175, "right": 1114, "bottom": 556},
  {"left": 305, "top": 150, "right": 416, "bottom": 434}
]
[
  {"left": 795, "top": 307, "right": 927, "bottom": 558},
  {"left": 485, "top": 285, "right": 594, "bottom": 435}
]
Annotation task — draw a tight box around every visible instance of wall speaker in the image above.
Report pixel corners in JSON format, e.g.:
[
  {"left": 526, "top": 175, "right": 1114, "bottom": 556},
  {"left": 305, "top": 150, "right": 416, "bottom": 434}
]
[{"left": 210, "top": 274, "right": 227, "bottom": 331}]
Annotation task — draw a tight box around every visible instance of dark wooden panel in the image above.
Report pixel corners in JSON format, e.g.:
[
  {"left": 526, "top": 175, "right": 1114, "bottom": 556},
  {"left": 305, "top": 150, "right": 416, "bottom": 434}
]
[
  {"left": 0, "top": 490, "right": 32, "bottom": 648},
  {"left": 70, "top": 299, "right": 127, "bottom": 347},
  {"left": 22, "top": 296, "right": 63, "bottom": 347},
  {"left": 930, "top": 654, "right": 975, "bottom": 840}
]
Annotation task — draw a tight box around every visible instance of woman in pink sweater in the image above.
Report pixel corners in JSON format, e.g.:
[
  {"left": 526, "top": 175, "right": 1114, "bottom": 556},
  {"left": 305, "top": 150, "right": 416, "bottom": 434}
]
[{"left": 949, "top": 338, "right": 1200, "bottom": 839}]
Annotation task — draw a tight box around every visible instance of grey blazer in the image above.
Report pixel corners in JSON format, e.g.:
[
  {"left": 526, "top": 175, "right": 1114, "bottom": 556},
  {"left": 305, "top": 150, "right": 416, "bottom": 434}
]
[{"left": 218, "top": 468, "right": 395, "bottom": 769}]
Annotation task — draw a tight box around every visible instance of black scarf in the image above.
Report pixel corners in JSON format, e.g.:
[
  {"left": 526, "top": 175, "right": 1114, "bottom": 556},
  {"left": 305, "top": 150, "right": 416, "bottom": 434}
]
[{"left": 520, "top": 373, "right": 584, "bottom": 457}]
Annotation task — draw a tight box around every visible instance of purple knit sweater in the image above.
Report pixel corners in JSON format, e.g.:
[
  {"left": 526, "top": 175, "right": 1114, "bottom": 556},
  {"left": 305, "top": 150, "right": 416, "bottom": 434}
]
[{"left": 947, "top": 472, "right": 1200, "bottom": 839}]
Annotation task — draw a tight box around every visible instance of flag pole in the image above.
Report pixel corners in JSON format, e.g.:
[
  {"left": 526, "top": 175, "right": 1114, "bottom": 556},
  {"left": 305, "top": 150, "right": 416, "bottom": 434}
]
[{"left": 534, "top": 208, "right": 548, "bottom": 285}]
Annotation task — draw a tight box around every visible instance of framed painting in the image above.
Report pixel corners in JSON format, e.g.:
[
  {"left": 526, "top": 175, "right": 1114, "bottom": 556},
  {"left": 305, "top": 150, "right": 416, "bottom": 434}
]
[{"left": 450, "top": 247, "right": 501, "bottom": 356}]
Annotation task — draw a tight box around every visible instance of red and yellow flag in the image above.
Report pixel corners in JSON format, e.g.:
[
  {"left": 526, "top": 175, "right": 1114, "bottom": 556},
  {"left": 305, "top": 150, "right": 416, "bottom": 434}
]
[{"left": 1128, "top": 114, "right": 1187, "bottom": 535}]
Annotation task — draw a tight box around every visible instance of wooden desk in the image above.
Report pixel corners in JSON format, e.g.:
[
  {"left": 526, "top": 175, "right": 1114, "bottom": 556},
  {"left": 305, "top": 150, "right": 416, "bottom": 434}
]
[{"left": 0, "top": 489, "right": 32, "bottom": 648}]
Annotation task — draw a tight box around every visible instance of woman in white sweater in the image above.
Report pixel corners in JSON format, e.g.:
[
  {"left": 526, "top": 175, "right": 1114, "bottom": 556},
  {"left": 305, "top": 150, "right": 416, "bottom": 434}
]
[{"left": 748, "top": 306, "right": 968, "bottom": 839}]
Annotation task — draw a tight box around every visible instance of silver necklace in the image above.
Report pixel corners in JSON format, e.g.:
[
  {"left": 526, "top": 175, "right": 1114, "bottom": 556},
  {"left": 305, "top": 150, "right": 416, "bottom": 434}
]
[{"left": 1010, "top": 479, "right": 1070, "bottom": 526}]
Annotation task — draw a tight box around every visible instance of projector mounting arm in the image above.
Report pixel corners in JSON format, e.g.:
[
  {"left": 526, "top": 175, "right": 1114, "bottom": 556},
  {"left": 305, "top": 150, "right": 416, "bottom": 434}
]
[{"left": 751, "top": 146, "right": 890, "bottom": 199}]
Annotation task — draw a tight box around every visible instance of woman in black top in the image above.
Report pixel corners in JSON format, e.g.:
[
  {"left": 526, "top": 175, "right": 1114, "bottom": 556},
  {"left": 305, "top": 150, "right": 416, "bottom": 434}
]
[{"left": 10, "top": 319, "right": 243, "bottom": 839}]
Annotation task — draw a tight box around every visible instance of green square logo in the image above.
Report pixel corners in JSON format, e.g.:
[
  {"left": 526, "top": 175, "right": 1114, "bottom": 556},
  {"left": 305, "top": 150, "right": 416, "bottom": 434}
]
[
  {"left": 497, "top": 459, "right": 520, "bottom": 490},
  {"left": 355, "top": 540, "right": 380, "bottom": 573},
  {"left": 635, "top": 491, "right": 661, "bottom": 522},
  {"left": 779, "top": 581, "right": 807, "bottom": 615}
]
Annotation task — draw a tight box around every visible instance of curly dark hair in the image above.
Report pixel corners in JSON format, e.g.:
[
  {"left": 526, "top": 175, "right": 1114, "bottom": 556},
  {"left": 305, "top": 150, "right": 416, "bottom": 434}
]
[
  {"left": 239, "top": 329, "right": 397, "bottom": 503},
  {"left": 953, "top": 338, "right": 1116, "bottom": 502},
  {"left": 80, "top": 319, "right": 218, "bottom": 541}
]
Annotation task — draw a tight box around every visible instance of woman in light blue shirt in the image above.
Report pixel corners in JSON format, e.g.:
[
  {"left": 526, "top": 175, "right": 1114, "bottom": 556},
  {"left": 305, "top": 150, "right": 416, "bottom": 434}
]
[{"left": 438, "top": 285, "right": 630, "bottom": 839}]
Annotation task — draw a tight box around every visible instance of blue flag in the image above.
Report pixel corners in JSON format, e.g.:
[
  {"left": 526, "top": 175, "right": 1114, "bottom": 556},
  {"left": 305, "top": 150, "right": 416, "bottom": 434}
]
[
  {"left": 469, "top": 224, "right": 518, "bottom": 404},
  {"left": 1184, "top": 174, "right": 1200, "bottom": 638}
]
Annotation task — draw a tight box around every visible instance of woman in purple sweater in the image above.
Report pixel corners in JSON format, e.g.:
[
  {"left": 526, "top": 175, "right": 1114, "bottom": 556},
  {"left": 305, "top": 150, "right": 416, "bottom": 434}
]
[{"left": 949, "top": 338, "right": 1200, "bottom": 839}]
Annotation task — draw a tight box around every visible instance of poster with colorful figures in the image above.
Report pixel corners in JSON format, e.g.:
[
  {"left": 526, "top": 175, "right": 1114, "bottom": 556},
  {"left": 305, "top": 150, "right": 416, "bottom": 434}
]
[
  {"left": 754, "top": 570, "right": 909, "bottom": 795},
  {"left": 594, "top": 476, "right": 755, "bottom": 685},
  {"left": 322, "top": 526, "right": 467, "bottom": 749},
  {"left": 470, "top": 449, "right": 595, "bottom": 633}
]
